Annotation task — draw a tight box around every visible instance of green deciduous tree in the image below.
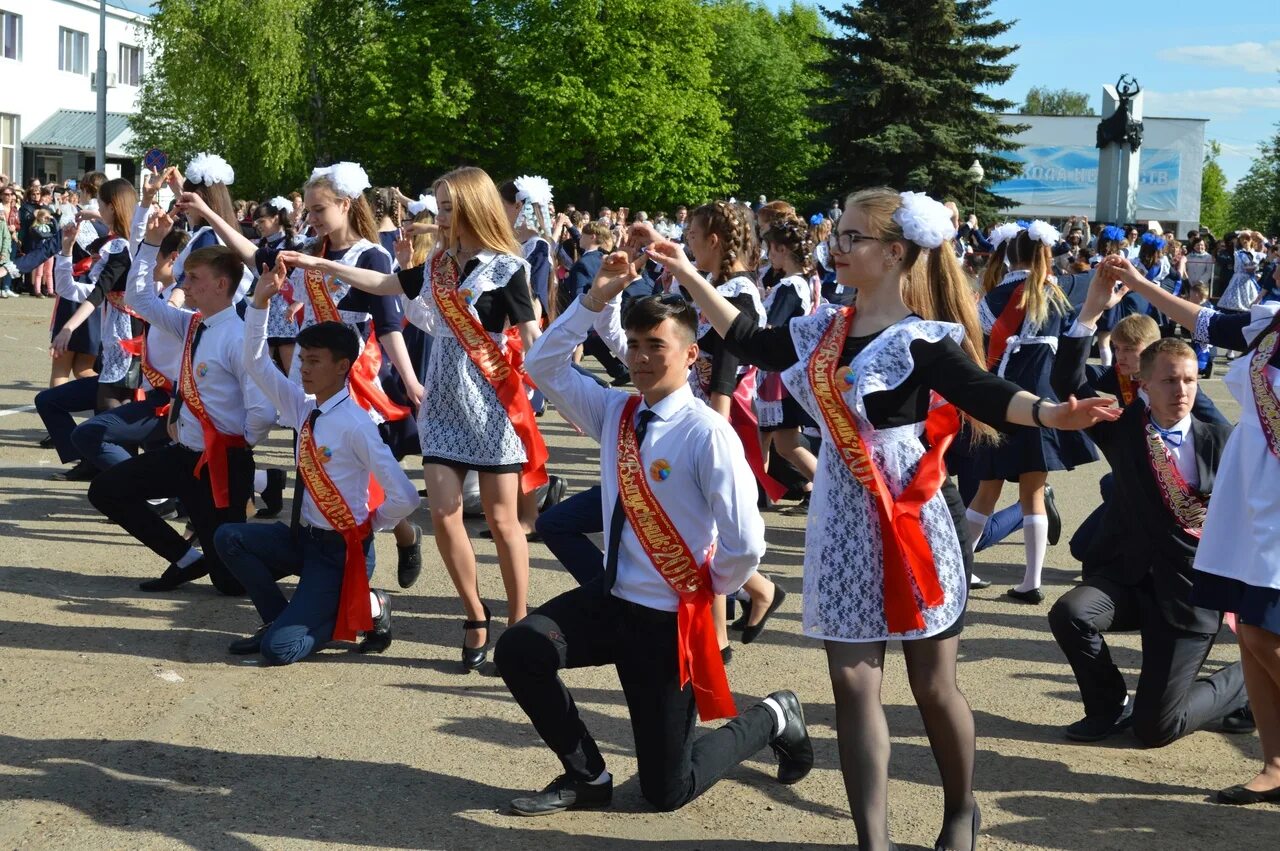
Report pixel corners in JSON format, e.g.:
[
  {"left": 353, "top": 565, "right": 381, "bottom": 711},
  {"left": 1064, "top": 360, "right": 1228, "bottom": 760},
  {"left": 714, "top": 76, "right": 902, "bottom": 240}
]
[
  {"left": 809, "top": 0, "right": 1025, "bottom": 211},
  {"left": 1020, "top": 86, "right": 1094, "bottom": 116},
  {"left": 1199, "top": 140, "right": 1231, "bottom": 235},
  {"left": 1228, "top": 135, "right": 1280, "bottom": 235},
  {"left": 707, "top": 1, "right": 830, "bottom": 207}
]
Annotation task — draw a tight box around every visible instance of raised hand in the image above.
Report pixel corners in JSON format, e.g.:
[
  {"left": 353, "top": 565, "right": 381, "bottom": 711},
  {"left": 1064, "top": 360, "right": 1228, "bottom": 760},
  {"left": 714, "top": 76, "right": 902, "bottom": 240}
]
[
  {"left": 394, "top": 228, "right": 413, "bottom": 269},
  {"left": 1045, "top": 395, "right": 1121, "bottom": 430},
  {"left": 143, "top": 169, "right": 166, "bottom": 203},
  {"left": 642, "top": 237, "right": 695, "bottom": 279},
  {"left": 586, "top": 251, "right": 637, "bottom": 307},
  {"left": 60, "top": 222, "right": 79, "bottom": 253},
  {"left": 252, "top": 258, "right": 285, "bottom": 308},
  {"left": 144, "top": 209, "right": 175, "bottom": 246},
  {"left": 276, "top": 250, "right": 322, "bottom": 270},
  {"left": 164, "top": 166, "right": 184, "bottom": 195},
  {"left": 174, "top": 191, "right": 211, "bottom": 221}
]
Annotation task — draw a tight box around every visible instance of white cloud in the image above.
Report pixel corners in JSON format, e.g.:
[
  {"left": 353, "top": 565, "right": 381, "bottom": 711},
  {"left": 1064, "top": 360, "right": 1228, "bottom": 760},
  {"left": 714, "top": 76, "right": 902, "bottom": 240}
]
[
  {"left": 1159, "top": 41, "right": 1280, "bottom": 74},
  {"left": 1142, "top": 86, "right": 1280, "bottom": 118}
]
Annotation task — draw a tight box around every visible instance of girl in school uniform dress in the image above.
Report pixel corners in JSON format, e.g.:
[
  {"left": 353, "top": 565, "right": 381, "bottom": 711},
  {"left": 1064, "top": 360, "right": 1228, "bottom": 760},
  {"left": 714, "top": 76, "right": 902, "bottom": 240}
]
[
  {"left": 756, "top": 214, "right": 819, "bottom": 516},
  {"left": 281, "top": 166, "right": 546, "bottom": 673},
  {"left": 1102, "top": 253, "right": 1280, "bottom": 805},
  {"left": 499, "top": 176, "right": 556, "bottom": 319},
  {"left": 253, "top": 196, "right": 302, "bottom": 372},
  {"left": 48, "top": 171, "right": 109, "bottom": 386},
  {"left": 1219, "top": 231, "right": 1265, "bottom": 312},
  {"left": 164, "top": 154, "right": 254, "bottom": 300},
  {"left": 967, "top": 222, "right": 1097, "bottom": 603},
  {"left": 651, "top": 187, "right": 1117, "bottom": 851},
  {"left": 1091, "top": 225, "right": 1141, "bottom": 368}
]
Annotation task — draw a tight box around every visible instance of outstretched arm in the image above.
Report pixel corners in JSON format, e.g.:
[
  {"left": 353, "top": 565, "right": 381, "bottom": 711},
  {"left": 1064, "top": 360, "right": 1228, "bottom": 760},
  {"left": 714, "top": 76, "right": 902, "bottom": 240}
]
[
  {"left": 277, "top": 250, "right": 405, "bottom": 296},
  {"left": 173, "top": 188, "right": 259, "bottom": 264}
]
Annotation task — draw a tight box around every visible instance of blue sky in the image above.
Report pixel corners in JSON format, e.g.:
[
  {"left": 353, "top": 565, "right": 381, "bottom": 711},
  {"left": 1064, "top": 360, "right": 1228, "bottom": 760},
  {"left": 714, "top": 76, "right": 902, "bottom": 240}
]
[{"left": 766, "top": 0, "right": 1280, "bottom": 186}]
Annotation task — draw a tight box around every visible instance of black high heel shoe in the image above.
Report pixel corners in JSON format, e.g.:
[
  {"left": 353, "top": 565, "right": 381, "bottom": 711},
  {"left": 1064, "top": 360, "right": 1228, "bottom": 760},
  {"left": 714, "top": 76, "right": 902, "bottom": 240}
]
[
  {"left": 461, "top": 603, "right": 492, "bottom": 672},
  {"left": 934, "top": 803, "right": 981, "bottom": 851}
]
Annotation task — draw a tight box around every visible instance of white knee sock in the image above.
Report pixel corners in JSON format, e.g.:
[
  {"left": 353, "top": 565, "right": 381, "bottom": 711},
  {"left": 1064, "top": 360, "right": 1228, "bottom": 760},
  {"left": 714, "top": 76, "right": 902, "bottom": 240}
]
[
  {"left": 253, "top": 469, "right": 268, "bottom": 494},
  {"left": 1019, "top": 514, "right": 1049, "bottom": 592},
  {"left": 963, "top": 508, "right": 989, "bottom": 556},
  {"left": 1098, "top": 345, "right": 1113, "bottom": 368}
]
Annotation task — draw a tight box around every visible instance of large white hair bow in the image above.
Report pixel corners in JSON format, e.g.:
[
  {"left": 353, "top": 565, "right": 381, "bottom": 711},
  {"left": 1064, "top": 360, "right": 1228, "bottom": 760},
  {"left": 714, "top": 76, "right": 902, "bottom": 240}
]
[
  {"left": 514, "top": 175, "right": 553, "bottom": 207},
  {"left": 989, "top": 221, "right": 1024, "bottom": 249},
  {"left": 268, "top": 195, "right": 292, "bottom": 214},
  {"left": 407, "top": 194, "right": 438, "bottom": 217},
  {"left": 1027, "top": 219, "right": 1060, "bottom": 247},
  {"left": 310, "top": 162, "right": 371, "bottom": 199},
  {"left": 892, "top": 191, "right": 956, "bottom": 249},
  {"left": 186, "top": 152, "right": 235, "bottom": 186}
]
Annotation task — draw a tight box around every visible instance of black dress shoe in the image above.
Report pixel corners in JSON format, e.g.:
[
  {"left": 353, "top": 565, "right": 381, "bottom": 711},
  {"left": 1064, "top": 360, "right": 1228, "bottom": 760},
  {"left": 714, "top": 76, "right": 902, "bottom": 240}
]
[
  {"left": 53, "top": 459, "right": 97, "bottom": 481},
  {"left": 1065, "top": 696, "right": 1133, "bottom": 742},
  {"left": 39, "top": 435, "right": 55, "bottom": 448},
  {"left": 462, "top": 603, "right": 492, "bottom": 672},
  {"left": 1044, "top": 485, "right": 1062, "bottom": 546},
  {"left": 721, "top": 645, "right": 733, "bottom": 665},
  {"left": 767, "top": 689, "right": 814, "bottom": 785},
  {"left": 935, "top": 804, "right": 981, "bottom": 851},
  {"left": 358, "top": 589, "right": 393, "bottom": 653},
  {"left": 139, "top": 558, "right": 210, "bottom": 592},
  {"left": 255, "top": 469, "right": 286, "bottom": 519},
  {"left": 969, "top": 575, "right": 991, "bottom": 590},
  {"left": 510, "top": 773, "right": 613, "bottom": 816},
  {"left": 539, "top": 475, "right": 567, "bottom": 513},
  {"left": 1222, "top": 704, "right": 1256, "bottom": 734},
  {"left": 742, "top": 585, "right": 787, "bottom": 645},
  {"left": 1217, "top": 783, "right": 1280, "bottom": 805},
  {"left": 1006, "top": 586, "right": 1044, "bottom": 604},
  {"left": 397, "top": 524, "right": 423, "bottom": 589},
  {"left": 228, "top": 622, "right": 272, "bottom": 655}
]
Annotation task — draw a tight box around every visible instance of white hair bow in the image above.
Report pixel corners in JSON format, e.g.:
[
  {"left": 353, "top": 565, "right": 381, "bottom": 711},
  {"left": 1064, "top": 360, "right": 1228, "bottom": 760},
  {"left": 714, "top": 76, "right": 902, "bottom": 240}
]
[
  {"left": 310, "top": 162, "right": 370, "bottom": 199},
  {"left": 186, "top": 152, "right": 235, "bottom": 187},
  {"left": 407, "top": 194, "right": 438, "bottom": 217},
  {"left": 892, "top": 191, "right": 956, "bottom": 249}
]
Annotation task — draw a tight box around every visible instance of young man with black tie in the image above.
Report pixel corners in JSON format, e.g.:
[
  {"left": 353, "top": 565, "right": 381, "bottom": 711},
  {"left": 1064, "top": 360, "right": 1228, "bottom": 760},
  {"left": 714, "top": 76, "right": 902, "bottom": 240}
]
[
  {"left": 90, "top": 222, "right": 275, "bottom": 594},
  {"left": 1047, "top": 272, "right": 1246, "bottom": 743},
  {"left": 499, "top": 252, "right": 812, "bottom": 816},
  {"left": 213, "top": 257, "right": 419, "bottom": 663}
]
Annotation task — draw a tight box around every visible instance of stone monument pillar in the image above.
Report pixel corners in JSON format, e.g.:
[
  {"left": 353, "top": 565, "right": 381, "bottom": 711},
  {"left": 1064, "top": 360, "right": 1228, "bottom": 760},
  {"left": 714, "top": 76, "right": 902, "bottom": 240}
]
[{"left": 1095, "top": 75, "right": 1144, "bottom": 225}]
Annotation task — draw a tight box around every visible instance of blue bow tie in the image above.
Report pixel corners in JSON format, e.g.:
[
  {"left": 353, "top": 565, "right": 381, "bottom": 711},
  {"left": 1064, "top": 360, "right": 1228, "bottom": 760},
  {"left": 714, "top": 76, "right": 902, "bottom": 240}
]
[{"left": 1154, "top": 424, "right": 1184, "bottom": 448}]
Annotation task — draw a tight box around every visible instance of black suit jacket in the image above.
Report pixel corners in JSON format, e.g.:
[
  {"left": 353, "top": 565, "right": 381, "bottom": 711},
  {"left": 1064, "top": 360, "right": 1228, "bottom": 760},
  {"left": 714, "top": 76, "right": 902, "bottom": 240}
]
[{"left": 1083, "top": 404, "right": 1230, "bottom": 633}]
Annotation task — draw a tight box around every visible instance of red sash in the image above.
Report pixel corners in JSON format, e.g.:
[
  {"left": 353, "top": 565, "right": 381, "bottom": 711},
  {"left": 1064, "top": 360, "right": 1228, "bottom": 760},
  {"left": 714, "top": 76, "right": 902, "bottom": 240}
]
[
  {"left": 106, "top": 291, "right": 149, "bottom": 401},
  {"left": 1115, "top": 369, "right": 1137, "bottom": 406},
  {"left": 616, "top": 395, "right": 736, "bottom": 721},
  {"left": 176, "top": 314, "right": 248, "bottom": 508},
  {"left": 298, "top": 414, "right": 375, "bottom": 641},
  {"left": 302, "top": 241, "right": 411, "bottom": 422},
  {"left": 430, "top": 252, "right": 548, "bottom": 493},
  {"left": 1143, "top": 413, "right": 1207, "bottom": 538},
  {"left": 985, "top": 284, "right": 1026, "bottom": 370},
  {"left": 1250, "top": 329, "right": 1280, "bottom": 461},
  {"left": 808, "top": 308, "right": 959, "bottom": 633}
]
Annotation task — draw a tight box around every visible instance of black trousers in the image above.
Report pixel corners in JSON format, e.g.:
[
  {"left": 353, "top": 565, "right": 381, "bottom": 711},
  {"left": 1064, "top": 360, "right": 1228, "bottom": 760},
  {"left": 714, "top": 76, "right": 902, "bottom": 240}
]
[
  {"left": 495, "top": 582, "right": 776, "bottom": 812},
  {"left": 1048, "top": 574, "right": 1246, "bottom": 747},
  {"left": 88, "top": 443, "right": 254, "bottom": 595},
  {"left": 581, "top": 334, "right": 629, "bottom": 381}
]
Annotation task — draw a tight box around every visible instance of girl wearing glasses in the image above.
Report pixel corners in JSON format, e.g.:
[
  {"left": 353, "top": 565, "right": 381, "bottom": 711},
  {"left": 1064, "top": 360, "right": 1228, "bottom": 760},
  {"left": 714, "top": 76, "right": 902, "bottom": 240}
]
[{"left": 647, "top": 187, "right": 1116, "bottom": 851}]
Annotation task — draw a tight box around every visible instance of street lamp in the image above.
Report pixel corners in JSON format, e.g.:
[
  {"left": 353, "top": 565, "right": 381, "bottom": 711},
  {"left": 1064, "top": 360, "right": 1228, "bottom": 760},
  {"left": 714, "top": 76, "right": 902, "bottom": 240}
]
[{"left": 967, "top": 158, "right": 984, "bottom": 217}]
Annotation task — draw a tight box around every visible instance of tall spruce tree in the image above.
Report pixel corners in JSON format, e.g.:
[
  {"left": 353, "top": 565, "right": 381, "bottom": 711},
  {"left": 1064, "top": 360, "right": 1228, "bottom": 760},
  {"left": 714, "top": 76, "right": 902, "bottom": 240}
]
[{"left": 809, "top": 0, "right": 1025, "bottom": 212}]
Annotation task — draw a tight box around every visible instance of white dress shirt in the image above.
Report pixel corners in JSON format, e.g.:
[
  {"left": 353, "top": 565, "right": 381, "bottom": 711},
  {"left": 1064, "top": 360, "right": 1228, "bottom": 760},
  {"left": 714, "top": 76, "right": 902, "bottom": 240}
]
[
  {"left": 127, "top": 243, "right": 276, "bottom": 449},
  {"left": 526, "top": 297, "right": 765, "bottom": 611},
  {"left": 122, "top": 240, "right": 183, "bottom": 390},
  {"left": 243, "top": 305, "right": 419, "bottom": 531},
  {"left": 1148, "top": 407, "right": 1199, "bottom": 489}
]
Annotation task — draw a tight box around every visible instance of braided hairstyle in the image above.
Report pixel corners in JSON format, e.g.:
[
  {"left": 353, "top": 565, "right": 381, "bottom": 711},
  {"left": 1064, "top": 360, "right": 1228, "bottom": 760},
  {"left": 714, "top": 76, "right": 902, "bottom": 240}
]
[
  {"left": 369, "top": 187, "right": 401, "bottom": 229},
  {"left": 691, "top": 200, "right": 753, "bottom": 284},
  {"left": 762, "top": 214, "right": 815, "bottom": 276}
]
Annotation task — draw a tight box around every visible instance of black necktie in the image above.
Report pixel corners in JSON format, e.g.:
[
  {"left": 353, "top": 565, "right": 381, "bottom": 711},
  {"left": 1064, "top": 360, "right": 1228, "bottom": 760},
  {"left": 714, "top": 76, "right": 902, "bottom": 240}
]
[
  {"left": 290, "top": 408, "right": 322, "bottom": 536},
  {"left": 602, "top": 408, "right": 655, "bottom": 595},
  {"left": 167, "top": 320, "right": 205, "bottom": 429}
]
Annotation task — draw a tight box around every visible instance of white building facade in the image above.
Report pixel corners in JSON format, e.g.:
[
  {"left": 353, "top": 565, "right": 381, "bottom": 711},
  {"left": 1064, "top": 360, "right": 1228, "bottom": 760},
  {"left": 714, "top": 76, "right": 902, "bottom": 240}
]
[
  {"left": 0, "top": 0, "right": 150, "bottom": 187},
  {"left": 991, "top": 113, "right": 1208, "bottom": 238}
]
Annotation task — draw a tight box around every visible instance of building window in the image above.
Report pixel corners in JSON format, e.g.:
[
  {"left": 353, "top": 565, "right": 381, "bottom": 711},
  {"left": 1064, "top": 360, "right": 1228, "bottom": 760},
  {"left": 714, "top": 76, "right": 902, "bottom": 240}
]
[
  {"left": 1, "top": 10, "right": 20, "bottom": 61},
  {"left": 0, "top": 114, "right": 17, "bottom": 180},
  {"left": 119, "top": 43, "right": 142, "bottom": 86},
  {"left": 58, "top": 27, "right": 88, "bottom": 75}
]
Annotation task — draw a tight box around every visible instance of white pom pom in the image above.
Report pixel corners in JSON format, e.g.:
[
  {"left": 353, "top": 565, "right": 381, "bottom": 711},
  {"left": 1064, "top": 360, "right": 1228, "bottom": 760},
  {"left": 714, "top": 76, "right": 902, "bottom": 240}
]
[
  {"left": 186, "top": 152, "right": 235, "bottom": 187},
  {"left": 268, "top": 195, "right": 292, "bottom": 214},
  {"left": 514, "top": 175, "right": 553, "bottom": 208},
  {"left": 309, "top": 161, "right": 371, "bottom": 199},
  {"left": 892, "top": 191, "right": 956, "bottom": 250},
  {"left": 407, "top": 194, "right": 438, "bottom": 217},
  {"left": 989, "top": 222, "right": 1024, "bottom": 249},
  {"left": 1027, "top": 219, "right": 1060, "bottom": 247}
]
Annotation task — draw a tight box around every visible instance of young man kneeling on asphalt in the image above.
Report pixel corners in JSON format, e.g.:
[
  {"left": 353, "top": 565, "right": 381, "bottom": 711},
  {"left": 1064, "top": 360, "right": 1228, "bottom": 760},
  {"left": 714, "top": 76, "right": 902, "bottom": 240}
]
[
  {"left": 497, "top": 252, "right": 812, "bottom": 816},
  {"left": 215, "top": 258, "right": 419, "bottom": 664}
]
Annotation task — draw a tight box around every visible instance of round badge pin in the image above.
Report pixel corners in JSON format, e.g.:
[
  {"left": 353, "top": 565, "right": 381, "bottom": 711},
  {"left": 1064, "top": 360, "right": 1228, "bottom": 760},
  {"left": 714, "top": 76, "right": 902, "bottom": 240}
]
[
  {"left": 837, "top": 366, "right": 855, "bottom": 386},
  {"left": 649, "top": 459, "right": 672, "bottom": 482}
]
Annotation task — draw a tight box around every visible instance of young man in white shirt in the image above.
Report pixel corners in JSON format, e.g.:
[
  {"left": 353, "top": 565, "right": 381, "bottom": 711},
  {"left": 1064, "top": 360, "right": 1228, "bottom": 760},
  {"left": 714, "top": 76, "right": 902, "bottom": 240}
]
[
  {"left": 90, "top": 237, "right": 275, "bottom": 594},
  {"left": 211, "top": 258, "right": 420, "bottom": 663},
  {"left": 498, "top": 252, "right": 812, "bottom": 816}
]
